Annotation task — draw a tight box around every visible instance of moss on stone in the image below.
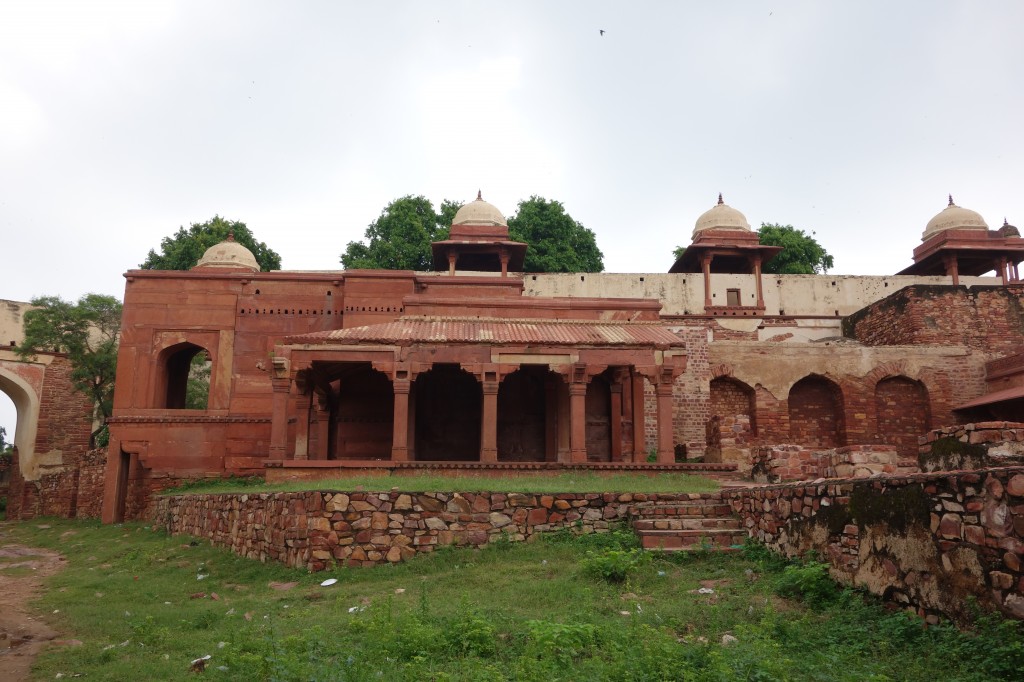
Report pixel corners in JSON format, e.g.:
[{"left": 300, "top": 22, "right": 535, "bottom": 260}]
[
  {"left": 919, "top": 436, "right": 987, "bottom": 472},
  {"left": 848, "top": 483, "right": 929, "bottom": 534}
]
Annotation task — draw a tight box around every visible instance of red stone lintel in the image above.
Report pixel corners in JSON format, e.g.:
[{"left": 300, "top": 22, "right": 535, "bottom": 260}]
[{"left": 704, "top": 305, "right": 766, "bottom": 317}]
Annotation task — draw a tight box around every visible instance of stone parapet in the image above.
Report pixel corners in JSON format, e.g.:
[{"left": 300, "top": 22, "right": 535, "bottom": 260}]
[
  {"left": 918, "top": 422, "right": 1024, "bottom": 472},
  {"left": 750, "top": 444, "right": 916, "bottom": 483}
]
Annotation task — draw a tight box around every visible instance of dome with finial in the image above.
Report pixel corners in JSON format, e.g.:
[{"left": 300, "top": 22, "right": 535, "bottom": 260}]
[
  {"left": 922, "top": 195, "right": 988, "bottom": 241},
  {"left": 999, "top": 217, "right": 1020, "bottom": 238},
  {"left": 193, "top": 232, "right": 260, "bottom": 271},
  {"left": 451, "top": 190, "right": 507, "bottom": 227},
  {"left": 692, "top": 193, "right": 751, "bottom": 238}
]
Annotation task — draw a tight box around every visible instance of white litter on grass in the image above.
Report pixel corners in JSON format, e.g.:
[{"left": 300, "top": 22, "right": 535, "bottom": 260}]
[
  {"left": 697, "top": 587, "right": 715, "bottom": 595},
  {"left": 217, "top": 642, "right": 226, "bottom": 649},
  {"left": 394, "top": 588, "right": 405, "bottom": 594},
  {"left": 619, "top": 610, "right": 631, "bottom": 616},
  {"left": 197, "top": 574, "right": 208, "bottom": 581},
  {"left": 348, "top": 606, "right": 365, "bottom": 614},
  {"left": 320, "top": 578, "right": 338, "bottom": 587},
  {"left": 657, "top": 570, "right": 667, "bottom": 577}
]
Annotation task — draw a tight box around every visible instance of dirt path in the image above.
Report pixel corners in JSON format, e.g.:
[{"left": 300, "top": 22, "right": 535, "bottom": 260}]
[{"left": 0, "top": 539, "right": 68, "bottom": 681}]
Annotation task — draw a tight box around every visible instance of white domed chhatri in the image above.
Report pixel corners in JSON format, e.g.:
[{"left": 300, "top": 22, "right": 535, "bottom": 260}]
[
  {"left": 452, "top": 191, "right": 507, "bottom": 227},
  {"left": 922, "top": 195, "right": 989, "bottom": 241},
  {"left": 193, "top": 233, "right": 260, "bottom": 272},
  {"left": 692, "top": 194, "right": 751, "bottom": 238}
]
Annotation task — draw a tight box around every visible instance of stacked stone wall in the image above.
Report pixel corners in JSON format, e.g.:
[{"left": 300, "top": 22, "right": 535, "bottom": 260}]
[
  {"left": 727, "top": 467, "right": 1024, "bottom": 623},
  {"left": 152, "top": 490, "right": 729, "bottom": 571},
  {"left": 751, "top": 444, "right": 917, "bottom": 483},
  {"left": 846, "top": 285, "right": 1024, "bottom": 357},
  {"left": 919, "top": 422, "right": 1024, "bottom": 472}
]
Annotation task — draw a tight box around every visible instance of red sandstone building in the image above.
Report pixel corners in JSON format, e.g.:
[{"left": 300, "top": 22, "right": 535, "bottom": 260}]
[{"left": 9, "top": 193, "right": 1021, "bottom": 523}]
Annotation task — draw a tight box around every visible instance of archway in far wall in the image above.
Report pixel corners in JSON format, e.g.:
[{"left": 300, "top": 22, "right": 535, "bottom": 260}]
[
  {"left": 875, "top": 376, "right": 930, "bottom": 457},
  {"left": 0, "top": 364, "right": 40, "bottom": 478},
  {"left": 497, "top": 366, "right": 562, "bottom": 462},
  {"left": 414, "top": 365, "right": 481, "bottom": 461},
  {"left": 710, "top": 376, "right": 757, "bottom": 435},
  {"left": 788, "top": 375, "right": 845, "bottom": 448},
  {"left": 586, "top": 373, "right": 612, "bottom": 462}
]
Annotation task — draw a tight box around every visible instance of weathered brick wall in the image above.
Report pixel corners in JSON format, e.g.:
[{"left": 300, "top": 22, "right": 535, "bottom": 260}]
[
  {"left": 5, "top": 355, "right": 94, "bottom": 520},
  {"left": 918, "top": 422, "right": 1024, "bottom": 472},
  {"left": 151, "top": 490, "right": 727, "bottom": 571},
  {"left": 9, "top": 448, "right": 109, "bottom": 519},
  {"left": 727, "top": 467, "right": 1024, "bottom": 623},
  {"left": 875, "top": 376, "right": 931, "bottom": 457},
  {"left": 787, "top": 377, "right": 844, "bottom": 447},
  {"left": 846, "top": 285, "right": 1024, "bottom": 357}
]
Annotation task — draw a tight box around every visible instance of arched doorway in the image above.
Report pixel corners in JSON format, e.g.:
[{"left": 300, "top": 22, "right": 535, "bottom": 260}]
[
  {"left": 875, "top": 376, "right": 930, "bottom": 457},
  {"left": 414, "top": 365, "right": 481, "bottom": 461},
  {"left": 331, "top": 364, "right": 394, "bottom": 460},
  {"left": 0, "top": 366, "right": 39, "bottom": 478},
  {"left": 788, "top": 375, "right": 845, "bottom": 447},
  {"left": 497, "top": 366, "right": 560, "bottom": 462}
]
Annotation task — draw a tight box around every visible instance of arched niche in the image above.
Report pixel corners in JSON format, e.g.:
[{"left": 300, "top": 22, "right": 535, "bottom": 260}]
[
  {"left": 497, "top": 366, "right": 562, "bottom": 462},
  {"left": 710, "top": 376, "right": 757, "bottom": 435},
  {"left": 0, "top": 367, "right": 39, "bottom": 477},
  {"left": 331, "top": 363, "right": 394, "bottom": 460},
  {"left": 875, "top": 376, "right": 930, "bottom": 457},
  {"left": 788, "top": 374, "right": 845, "bottom": 448}
]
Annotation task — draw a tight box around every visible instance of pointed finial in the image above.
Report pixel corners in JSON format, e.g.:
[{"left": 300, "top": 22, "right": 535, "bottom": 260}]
[
  {"left": 717, "top": 193, "right": 724, "bottom": 205},
  {"left": 477, "top": 189, "right": 482, "bottom": 201},
  {"left": 948, "top": 194, "right": 954, "bottom": 207},
  {"left": 1005, "top": 217, "right": 1010, "bottom": 227},
  {"left": 227, "top": 231, "right": 235, "bottom": 242}
]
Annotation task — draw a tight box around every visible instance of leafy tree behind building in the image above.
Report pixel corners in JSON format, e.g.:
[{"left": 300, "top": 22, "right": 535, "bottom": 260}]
[
  {"left": 508, "top": 196, "right": 604, "bottom": 273},
  {"left": 15, "top": 294, "right": 122, "bottom": 448},
  {"left": 340, "top": 196, "right": 462, "bottom": 271},
  {"left": 757, "top": 223, "right": 834, "bottom": 274},
  {"left": 141, "top": 216, "right": 282, "bottom": 271}
]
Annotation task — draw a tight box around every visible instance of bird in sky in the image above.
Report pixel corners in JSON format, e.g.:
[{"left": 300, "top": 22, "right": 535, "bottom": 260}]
[{"left": 599, "top": 29, "right": 605, "bottom": 36}]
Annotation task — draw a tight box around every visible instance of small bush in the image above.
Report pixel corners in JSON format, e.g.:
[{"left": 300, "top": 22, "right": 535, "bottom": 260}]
[
  {"left": 774, "top": 561, "right": 842, "bottom": 606},
  {"left": 580, "top": 548, "right": 650, "bottom": 583}
]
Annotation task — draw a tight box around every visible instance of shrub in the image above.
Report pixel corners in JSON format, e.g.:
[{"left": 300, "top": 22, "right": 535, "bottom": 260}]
[
  {"left": 580, "top": 548, "right": 650, "bottom": 583},
  {"left": 773, "top": 560, "right": 842, "bottom": 606}
]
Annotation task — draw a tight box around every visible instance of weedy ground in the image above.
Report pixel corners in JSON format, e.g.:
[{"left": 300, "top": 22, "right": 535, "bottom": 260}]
[{"left": 1, "top": 518, "right": 1022, "bottom": 681}]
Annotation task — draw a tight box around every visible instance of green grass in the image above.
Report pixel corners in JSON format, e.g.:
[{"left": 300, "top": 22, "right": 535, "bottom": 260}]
[
  {"left": 162, "top": 471, "right": 721, "bottom": 496},
  {"left": 2, "top": 519, "right": 1022, "bottom": 681}
]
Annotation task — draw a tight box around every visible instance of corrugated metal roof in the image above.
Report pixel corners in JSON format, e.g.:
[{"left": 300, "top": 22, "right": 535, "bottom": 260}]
[{"left": 287, "top": 316, "right": 685, "bottom": 348}]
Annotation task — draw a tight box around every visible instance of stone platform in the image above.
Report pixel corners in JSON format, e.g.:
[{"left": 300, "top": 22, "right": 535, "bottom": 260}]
[{"left": 263, "top": 459, "right": 739, "bottom": 483}]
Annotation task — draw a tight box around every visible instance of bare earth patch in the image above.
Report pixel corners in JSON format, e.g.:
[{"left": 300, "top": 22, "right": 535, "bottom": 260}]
[{"left": 0, "top": 541, "right": 68, "bottom": 681}]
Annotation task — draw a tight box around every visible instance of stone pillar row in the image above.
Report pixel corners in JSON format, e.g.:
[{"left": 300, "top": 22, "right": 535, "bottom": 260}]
[{"left": 276, "top": 357, "right": 682, "bottom": 465}]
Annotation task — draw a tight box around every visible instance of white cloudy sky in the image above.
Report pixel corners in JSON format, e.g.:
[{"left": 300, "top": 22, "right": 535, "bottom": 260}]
[{"left": 1, "top": 1, "right": 1023, "bottom": 435}]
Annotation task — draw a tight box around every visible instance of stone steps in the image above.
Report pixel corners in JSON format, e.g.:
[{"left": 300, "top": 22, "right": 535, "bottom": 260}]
[
  {"left": 629, "top": 495, "right": 747, "bottom": 552},
  {"left": 637, "top": 528, "right": 747, "bottom": 551}
]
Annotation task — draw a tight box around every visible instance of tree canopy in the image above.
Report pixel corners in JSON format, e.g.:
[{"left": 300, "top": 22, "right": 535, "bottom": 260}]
[
  {"left": 507, "top": 196, "right": 604, "bottom": 273},
  {"left": 757, "top": 223, "right": 834, "bottom": 274},
  {"left": 15, "top": 294, "right": 122, "bottom": 447},
  {"left": 0, "top": 426, "right": 12, "bottom": 455},
  {"left": 141, "top": 216, "right": 281, "bottom": 271},
  {"left": 672, "top": 223, "right": 834, "bottom": 275},
  {"left": 340, "top": 196, "right": 462, "bottom": 271}
]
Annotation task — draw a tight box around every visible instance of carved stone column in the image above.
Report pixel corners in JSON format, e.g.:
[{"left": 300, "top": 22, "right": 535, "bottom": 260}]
[
  {"left": 569, "top": 381, "right": 588, "bottom": 463},
  {"left": 269, "top": 356, "right": 291, "bottom": 459},
  {"left": 656, "top": 381, "right": 675, "bottom": 464},
  {"left": 391, "top": 378, "right": 411, "bottom": 461},
  {"left": 480, "top": 378, "right": 499, "bottom": 462}
]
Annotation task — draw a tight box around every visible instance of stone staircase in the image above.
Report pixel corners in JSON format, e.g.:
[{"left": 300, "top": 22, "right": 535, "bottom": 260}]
[{"left": 628, "top": 495, "right": 747, "bottom": 551}]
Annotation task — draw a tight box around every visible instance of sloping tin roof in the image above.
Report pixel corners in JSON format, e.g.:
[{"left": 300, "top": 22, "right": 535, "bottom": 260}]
[
  {"left": 955, "top": 385, "right": 1024, "bottom": 411},
  {"left": 287, "top": 316, "right": 685, "bottom": 348}
]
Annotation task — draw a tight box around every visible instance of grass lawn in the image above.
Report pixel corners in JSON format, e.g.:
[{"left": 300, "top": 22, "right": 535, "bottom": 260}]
[
  {"left": 163, "top": 471, "right": 722, "bottom": 496},
  {"left": 2, "top": 518, "right": 1022, "bottom": 681}
]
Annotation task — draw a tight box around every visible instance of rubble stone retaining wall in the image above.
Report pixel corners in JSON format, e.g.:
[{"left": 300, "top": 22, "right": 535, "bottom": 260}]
[
  {"left": 151, "top": 490, "right": 728, "bottom": 571},
  {"left": 918, "top": 423, "right": 1024, "bottom": 472},
  {"left": 750, "top": 444, "right": 918, "bottom": 483},
  {"left": 726, "top": 466, "right": 1024, "bottom": 623}
]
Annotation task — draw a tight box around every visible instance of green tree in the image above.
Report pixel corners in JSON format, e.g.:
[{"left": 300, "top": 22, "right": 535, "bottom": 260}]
[
  {"left": 508, "top": 196, "right": 604, "bottom": 273},
  {"left": 0, "top": 426, "right": 12, "bottom": 455},
  {"left": 758, "top": 223, "right": 834, "bottom": 274},
  {"left": 15, "top": 294, "right": 122, "bottom": 447},
  {"left": 141, "top": 216, "right": 281, "bottom": 271},
  {"left": 340, "top": 196, "right": 462, "bottom": 271}
]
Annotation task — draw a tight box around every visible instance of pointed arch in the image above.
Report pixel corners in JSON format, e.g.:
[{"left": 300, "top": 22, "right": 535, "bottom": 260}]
[
  {"left": 875, "top": 375, "right": 930, "bottom": 456},
  {"left": 788, "top": 374, "right": 845, "bottom": 447}
]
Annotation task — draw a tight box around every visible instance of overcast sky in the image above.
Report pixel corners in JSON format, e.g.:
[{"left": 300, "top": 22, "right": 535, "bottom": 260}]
[{"left": 1, "top": 1, "right": 1023, "bottom": 435}]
